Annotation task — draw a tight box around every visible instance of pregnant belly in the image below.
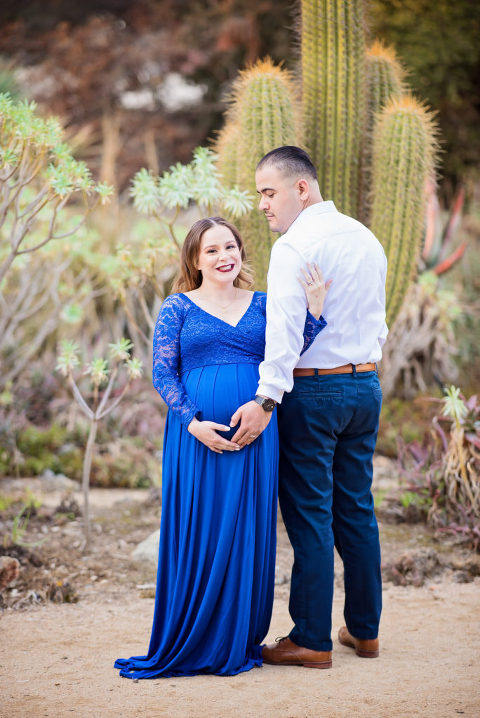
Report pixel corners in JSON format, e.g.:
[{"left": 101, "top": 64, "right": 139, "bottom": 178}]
[{"left": 181, "top": 363, "right": 261, "bottom": 441}]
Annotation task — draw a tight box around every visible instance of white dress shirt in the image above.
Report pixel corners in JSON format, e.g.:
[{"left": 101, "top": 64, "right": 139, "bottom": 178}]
[{"left": 257, "top": 201, "right": 388, "bottom": 403}]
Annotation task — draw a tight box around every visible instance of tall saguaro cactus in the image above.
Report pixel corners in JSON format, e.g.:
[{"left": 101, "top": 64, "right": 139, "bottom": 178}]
[
  {"left": 216, "top": 58, "right": 300, "bottom": 288},
  {"left": 216, "top": 123, "right": 240, "bottom": 190},
  {"left": 213, "top": 1, "right": 439, "bottom": 324},
  {"left": 360, "top": 41, "right": 405, "bottom": 223},
  {"left": 370, "top": 96, "right": 437, "bottom": 326},
  {"left": 300, "top": 0, "right": 366, "bottom": 217}
]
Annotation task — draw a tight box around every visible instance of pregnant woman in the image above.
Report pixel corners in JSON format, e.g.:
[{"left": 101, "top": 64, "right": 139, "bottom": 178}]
[{"left": 114, "top": 216, "right": 329, "bottom": 678}]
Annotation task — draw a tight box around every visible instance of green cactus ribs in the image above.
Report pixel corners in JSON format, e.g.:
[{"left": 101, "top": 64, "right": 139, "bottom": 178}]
[
  {"left": 215, "top": 58, "right": 300, "bottom": 289},
  {"left": 360, "top": 41, "right": 405, "bottom": 224},
  {"left": 370, "top": 96, "right": 437, "bottom": 326},
  {"left": 300, "top": 0, "right": 366, "bottom": 217}
]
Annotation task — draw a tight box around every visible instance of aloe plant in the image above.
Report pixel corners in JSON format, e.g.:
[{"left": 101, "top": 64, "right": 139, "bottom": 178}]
[
  {"left": 300, "top": 0, "right": 366, "bottom": 217},
  {"left": 370, "top": 95, "right": 438, "bottom": 326},
  {"left": 131, "top": 146, "right": 253, "bottom": 250},
  {"left": 0, "top": 94, "right": 114, "bottom": 391},
  {"left": 422, "top": 183, "right": 467, "bottom": 275},
  {"left": 57, "top": 338, "right": 143, "bottom": 550},
  {"left": 0, "top": 93, "right": 112, "bottom": 288}
]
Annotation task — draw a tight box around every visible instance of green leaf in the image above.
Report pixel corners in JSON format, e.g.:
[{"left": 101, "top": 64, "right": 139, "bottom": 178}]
[
  {"left": 56, "top": 339, "right": 80, "bottom": 376},
  {"left": 84, "top": 357, "right": 109, "bottom": 387},
  {"left": 158, "top": 163, "right": 194, "bottom": 209},
  {"left": 126, "top": 357, "right": 143, "bottom": 380},
  {"left": 61, "top": 304, "right": 83, "bottom": 324},
  {"left": 46, "top": 164, "right": 74, "bottom": 197},
  {"left": 221, "top": 187, "right": 254, "bottom": 217},
  {"left": 442, "top": 385, "right": 467, "bottom": 424},
  {"left": 130, "top": 168, "right": 161, "bottom": 214},
  {"left": 96, "top": 182, "right": 114, "bottom": 204},
  {"left": 109, "top": 338, "right": 133, "bottom": 361}
]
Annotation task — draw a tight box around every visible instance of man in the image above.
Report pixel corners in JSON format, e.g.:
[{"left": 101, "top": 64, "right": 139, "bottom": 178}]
[{"left": 231, "top": 146, "right": 388, "bottom": 669}]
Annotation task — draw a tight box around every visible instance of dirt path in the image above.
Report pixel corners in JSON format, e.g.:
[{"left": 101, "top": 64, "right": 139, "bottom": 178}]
[
  {"left": 1, "top": 578, "right": 479, "bottom": 718},
  {"left": 1, "top": 470, "right": 480, "bottom": 717}
]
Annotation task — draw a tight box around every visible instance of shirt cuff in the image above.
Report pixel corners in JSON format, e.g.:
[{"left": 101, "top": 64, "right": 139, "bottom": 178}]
[{"left": 257, "top": 384, "right": 284, "bottom": 405}]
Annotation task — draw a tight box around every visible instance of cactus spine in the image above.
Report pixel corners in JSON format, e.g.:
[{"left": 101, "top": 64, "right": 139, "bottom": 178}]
[
  {"left": 370, "top": 95, "right": 437, "bottom": 326},
  {"left": 214, "top": 2, "right": 439, "bottom": 321},
  {"left": 300, "top": 0, "right": 366, "bottom": 217},
  {"left": 217, "top": 58, "right": 299, "bottom": 288},
  {"left": 360, "top": 41, "right": 405, "bottom": 223},
  {"left": 215, "top": 123, "right": 240, "bottom": 189}
]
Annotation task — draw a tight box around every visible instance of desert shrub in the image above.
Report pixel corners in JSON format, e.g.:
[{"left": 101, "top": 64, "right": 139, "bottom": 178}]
[{"left": 398, "top": 387, "right": 480, "bottom": 551}]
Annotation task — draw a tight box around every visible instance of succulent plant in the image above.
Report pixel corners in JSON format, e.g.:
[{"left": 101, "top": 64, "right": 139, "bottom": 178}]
[
  {"left": 216, "top": 58, "right": 300, "bottom": 288},
  {"left": 422, "top": 182, "right": 467, "bottom": 275},
  {"left": 56, "top": 337, "right": 143, "bottom": 550},
  {"left": 300, "top": 0, "right": 366, "bottom": 217},
  {"left": 360, "top": 41, "right": 405, "bottom": 223},
  {"left": 370, "top": 95, "right": 438, "bottom": 326}
]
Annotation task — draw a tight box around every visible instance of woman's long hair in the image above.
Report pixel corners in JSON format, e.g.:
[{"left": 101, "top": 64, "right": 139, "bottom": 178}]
[{"left": 172, "top": 217, "right": 254, "bottom": 293}]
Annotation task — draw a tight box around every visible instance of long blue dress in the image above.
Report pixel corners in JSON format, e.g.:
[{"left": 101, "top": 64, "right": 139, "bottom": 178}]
[{"left": 114, "top": 291, "right": 326, "bottom": 678}]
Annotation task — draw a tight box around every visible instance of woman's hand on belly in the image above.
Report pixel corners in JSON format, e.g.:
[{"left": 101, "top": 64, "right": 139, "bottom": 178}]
[{"left": 187, "top": 418, "right": 241, "bottom": 454}]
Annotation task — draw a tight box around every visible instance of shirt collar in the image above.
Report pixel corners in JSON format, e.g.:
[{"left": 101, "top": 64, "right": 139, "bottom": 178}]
[{"left": 287, "top": 200, "right": 337, "bottom": 233}]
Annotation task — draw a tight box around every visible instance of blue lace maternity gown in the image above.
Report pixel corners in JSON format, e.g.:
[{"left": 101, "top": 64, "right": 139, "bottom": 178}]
[{"left": 114, "top": 291, "right": 326, "bottom": 678}]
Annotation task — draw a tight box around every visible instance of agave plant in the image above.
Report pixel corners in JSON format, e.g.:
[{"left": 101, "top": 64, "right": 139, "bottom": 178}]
[
  {"left": 56, "top": 337, "right": 143, "bottom": 550},
  {"left": 398, "top": 386, "right": 480, "bottom": 550},
  {"left": 441, "top": 386, "right": 477, "bottom": 514},
  {"left": 422, "top": 181, "right": 467, "bottom": 275}
]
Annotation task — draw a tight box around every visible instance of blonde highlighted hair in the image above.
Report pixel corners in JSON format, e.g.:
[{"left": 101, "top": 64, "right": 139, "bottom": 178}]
[{"left": 172, "top": 217, "right": 254, "bottom": 293}]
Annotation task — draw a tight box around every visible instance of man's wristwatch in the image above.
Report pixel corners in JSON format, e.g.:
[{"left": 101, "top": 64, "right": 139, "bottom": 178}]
[{"left": 254, "top": 395, "right": 277, "bottom": 412}]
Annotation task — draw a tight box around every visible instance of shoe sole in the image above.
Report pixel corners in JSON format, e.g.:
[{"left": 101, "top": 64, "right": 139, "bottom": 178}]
[
  {"left": 263, "top": 659, "right": 332, "bottom": 669},
  {"left": 338, "top": 635, "right": 379, "bottom": 658}
]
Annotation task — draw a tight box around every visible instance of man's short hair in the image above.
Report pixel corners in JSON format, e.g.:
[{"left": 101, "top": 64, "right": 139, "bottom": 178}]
[{"left": 256, "top": 146, "right": 318, "bottom": 182}]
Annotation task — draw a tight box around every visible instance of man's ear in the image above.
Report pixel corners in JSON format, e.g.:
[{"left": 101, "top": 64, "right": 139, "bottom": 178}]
[{"left": 297, "top": 178, "right": 310, "bottom": 201}]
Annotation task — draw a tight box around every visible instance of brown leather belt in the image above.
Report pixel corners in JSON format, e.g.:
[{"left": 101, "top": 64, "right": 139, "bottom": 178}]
[{"left": 293, "top": 362, "right": 377, "bottom": 377}]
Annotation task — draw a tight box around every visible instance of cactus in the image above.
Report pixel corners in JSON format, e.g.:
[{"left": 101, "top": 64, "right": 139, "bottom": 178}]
[
  {"left": 370, "top": 95, "right": 438, "bottom": 326},
  {"left": 212, "top": 1, "right": 439, "bottom": 319},
  {"left": 215, "top": 123, "right": 240, "bottom": 189},
  {"left": 300, "top": 0, "right": 366, "bottom": 217},
  {"left": 360, "top": 41, "right": 405, "bottom": 223},
  {"left": 216, "top": 58, "right": 300, "bottom": 288}
]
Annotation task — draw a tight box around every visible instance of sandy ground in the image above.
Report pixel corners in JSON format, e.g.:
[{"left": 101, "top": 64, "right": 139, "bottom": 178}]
[
  {"left": 1, "top": 467, "right": 480, "bottom": 718},
  {"left": 2, "top": 579, "right": 479, "bottom": 718}
]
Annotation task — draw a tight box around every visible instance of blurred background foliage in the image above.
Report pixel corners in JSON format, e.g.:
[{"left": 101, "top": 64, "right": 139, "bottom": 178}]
[
  {"left": 369, "top": 0, "right": 480, "bottom": 200},
  {"left": 0, "top": 0, "right": 478, "bottom": 195},
  {"left": 0, "top": 0, "right": 478, "bottom": 500}
]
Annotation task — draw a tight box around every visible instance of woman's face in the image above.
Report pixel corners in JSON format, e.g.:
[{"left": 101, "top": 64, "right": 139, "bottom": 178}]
[{"left": 196, "top": 224, "right": 242, "bottom": 286}]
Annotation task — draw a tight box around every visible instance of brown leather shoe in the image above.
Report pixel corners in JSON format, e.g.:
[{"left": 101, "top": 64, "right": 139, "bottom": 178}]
[
  {"left": 262, "top": 636, "right": 332, "bottom": 669},
  {"left": 338, "top": 626, "right": 379, "bottom": 658}
]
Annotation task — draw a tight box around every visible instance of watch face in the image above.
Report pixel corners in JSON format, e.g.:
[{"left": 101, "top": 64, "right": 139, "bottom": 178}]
[{"left": 255, "top": 395, "right": 276, "bottom": 411}]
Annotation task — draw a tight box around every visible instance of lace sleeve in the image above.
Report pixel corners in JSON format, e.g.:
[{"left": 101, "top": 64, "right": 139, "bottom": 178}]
[
  {"left": 152, "top": 295, "right": 199, "bottom": 426},
  {"left": 257, "top": 291, "right": 326, "bottom": 357},
  {"left": 300, "top": 311, "right": 327, "bottom": 355}
]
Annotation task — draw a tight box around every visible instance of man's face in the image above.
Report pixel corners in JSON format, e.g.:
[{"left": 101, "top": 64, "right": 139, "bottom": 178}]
[{"left": 255, "top": 164, "right": 305, "bottom": 234}]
